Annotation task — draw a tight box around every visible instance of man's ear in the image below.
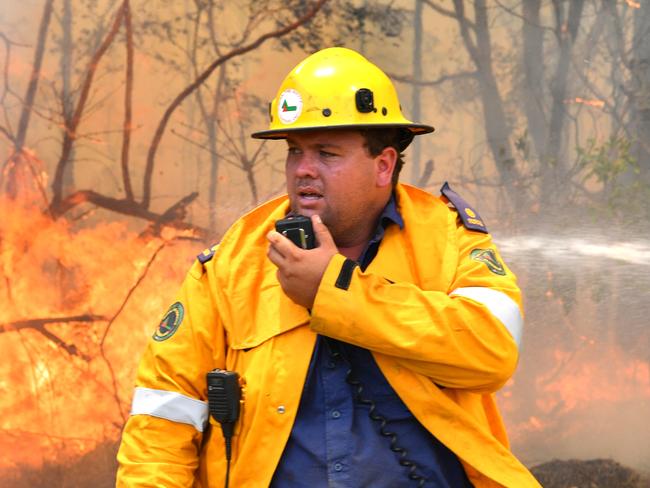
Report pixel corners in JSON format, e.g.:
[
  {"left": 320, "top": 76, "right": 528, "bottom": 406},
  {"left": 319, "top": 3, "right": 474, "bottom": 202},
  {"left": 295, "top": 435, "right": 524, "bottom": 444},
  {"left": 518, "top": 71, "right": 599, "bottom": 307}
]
[{"left": 375, "top": 146, "right": 398, "bottom": 188}]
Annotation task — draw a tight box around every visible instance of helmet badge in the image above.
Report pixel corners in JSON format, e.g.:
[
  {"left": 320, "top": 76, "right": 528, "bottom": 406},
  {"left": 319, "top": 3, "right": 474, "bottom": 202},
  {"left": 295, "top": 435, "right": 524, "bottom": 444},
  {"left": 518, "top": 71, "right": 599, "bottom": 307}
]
[{"left": 278, "top": 88, "right": 303, "bottom": 124}]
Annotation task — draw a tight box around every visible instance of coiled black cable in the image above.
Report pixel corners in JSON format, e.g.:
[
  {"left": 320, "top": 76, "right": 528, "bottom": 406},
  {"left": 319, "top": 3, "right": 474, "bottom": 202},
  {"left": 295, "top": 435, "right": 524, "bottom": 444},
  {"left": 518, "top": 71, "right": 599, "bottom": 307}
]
[{"left": 325, "top": 338, "right": 427, "bottom": 487}]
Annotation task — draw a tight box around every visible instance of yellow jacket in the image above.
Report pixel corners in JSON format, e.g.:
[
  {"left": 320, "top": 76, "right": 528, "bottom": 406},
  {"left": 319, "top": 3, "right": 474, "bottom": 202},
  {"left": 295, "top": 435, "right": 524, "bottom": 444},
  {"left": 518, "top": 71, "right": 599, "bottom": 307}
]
[{"left": 117, "top": 183, "right": 540, "bottom": 487}]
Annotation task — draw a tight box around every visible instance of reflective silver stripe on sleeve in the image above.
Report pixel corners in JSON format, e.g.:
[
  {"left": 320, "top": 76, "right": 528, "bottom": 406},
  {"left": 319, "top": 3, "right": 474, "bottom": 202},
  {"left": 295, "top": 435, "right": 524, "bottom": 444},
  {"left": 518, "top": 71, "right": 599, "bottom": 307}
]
[
  {"left": 450, "top": 287, "right": 523, "bottom": 347},
  {"left": 130, "top": 387, "right": 208, "bottom": 432}
]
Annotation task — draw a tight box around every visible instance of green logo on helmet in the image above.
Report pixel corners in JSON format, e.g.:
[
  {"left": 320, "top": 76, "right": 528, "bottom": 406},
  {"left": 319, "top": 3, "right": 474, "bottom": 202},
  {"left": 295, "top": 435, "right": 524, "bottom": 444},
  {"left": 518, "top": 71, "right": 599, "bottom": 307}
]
[
  {"left": 277, "top": 89, "right": 302, "bottom": 124},
  {"left": 282, "top": 99, "right": 297, "bottom": 112}
]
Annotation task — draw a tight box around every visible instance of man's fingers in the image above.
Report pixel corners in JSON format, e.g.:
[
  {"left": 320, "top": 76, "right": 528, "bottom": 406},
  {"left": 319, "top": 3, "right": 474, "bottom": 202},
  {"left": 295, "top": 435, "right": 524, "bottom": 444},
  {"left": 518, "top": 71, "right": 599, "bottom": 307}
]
[
  {"left": 267, "top": 243, "right": 284, "bottom": 266},
  {"left": 311, "top": 214, "right": 335, "bottom": 248},
  {"left": 267, "top": 230, "right": 291, "bottom": 255},
  {"left": 267, "top": 230, "right": 303, "bottom": 263}
]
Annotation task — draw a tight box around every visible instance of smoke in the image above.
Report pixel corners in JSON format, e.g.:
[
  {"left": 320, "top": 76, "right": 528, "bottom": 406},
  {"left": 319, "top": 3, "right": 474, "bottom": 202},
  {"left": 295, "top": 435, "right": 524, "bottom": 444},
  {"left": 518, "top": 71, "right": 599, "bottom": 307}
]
[{"left": 495, "top": 228, "right": 650, "bottom": 473}]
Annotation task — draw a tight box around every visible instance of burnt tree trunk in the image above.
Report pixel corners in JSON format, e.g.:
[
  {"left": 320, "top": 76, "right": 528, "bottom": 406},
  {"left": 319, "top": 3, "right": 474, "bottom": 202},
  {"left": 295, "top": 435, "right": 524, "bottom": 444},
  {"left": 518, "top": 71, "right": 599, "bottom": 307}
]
[
  {"left": 541, "top": 0, "right": 585, "bottom": 210},
  {"left": 521, "top": 0, "right": 547, "bottom": 164},
  {"left": 631, "top": 2, "right": 650, "bottom": 182},
  {"left": 452, "top": 0, "right": 526, "bottom": 212},
  {"left": 411, "top": 0, "right": 423, "bottom": 183},
  {"left": 60, "top": 0, "right": 75, "bottom": 191},
  {"left": 3, "top": 0, "right": 54, "bottom": 198}
]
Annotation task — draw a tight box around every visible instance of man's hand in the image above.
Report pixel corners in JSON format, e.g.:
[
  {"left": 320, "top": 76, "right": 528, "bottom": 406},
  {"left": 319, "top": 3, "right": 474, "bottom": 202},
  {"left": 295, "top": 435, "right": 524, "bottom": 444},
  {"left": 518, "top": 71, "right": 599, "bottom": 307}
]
[{"left": 267, "top": 214, "right": 338, "bottom": 309}]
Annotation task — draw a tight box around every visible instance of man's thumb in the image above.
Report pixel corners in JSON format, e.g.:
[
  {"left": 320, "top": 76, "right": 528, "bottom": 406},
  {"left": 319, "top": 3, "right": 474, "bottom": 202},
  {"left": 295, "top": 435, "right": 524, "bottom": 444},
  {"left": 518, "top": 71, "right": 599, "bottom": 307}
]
[{"left": 311, "top": 214, "right": 334, "bottom": 247}]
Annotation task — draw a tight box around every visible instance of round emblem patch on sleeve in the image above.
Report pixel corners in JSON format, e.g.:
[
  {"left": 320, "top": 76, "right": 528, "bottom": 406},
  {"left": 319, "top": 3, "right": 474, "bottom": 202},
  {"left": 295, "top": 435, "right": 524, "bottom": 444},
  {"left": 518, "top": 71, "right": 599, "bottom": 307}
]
[
  {"left": 470, "top": 248, "right": 506, "bottom": 276},
  {"left": 153, "top": 302, "right": 185, "bottom": 341}
]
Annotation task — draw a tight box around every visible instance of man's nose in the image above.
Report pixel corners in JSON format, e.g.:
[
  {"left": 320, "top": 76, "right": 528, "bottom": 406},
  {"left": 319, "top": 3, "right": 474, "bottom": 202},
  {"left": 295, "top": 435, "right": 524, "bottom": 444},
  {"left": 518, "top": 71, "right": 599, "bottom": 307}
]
[{"left": 293, "top": 153, "right": 318, "bottom": 178}]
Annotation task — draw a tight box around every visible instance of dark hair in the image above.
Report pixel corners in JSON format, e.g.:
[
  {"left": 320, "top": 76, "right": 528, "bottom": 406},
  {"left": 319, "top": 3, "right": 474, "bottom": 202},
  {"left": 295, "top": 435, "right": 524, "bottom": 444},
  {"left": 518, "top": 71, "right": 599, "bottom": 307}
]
[{"left": 359, "top": 128, "right": 410, "bottom": 185}]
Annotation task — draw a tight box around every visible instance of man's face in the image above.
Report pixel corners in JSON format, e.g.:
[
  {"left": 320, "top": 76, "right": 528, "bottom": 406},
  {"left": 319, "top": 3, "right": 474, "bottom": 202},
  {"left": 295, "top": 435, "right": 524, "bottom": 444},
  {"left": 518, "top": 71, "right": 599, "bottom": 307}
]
[{"left": 285, "top": 129, "right": 394, "bottom": 248}]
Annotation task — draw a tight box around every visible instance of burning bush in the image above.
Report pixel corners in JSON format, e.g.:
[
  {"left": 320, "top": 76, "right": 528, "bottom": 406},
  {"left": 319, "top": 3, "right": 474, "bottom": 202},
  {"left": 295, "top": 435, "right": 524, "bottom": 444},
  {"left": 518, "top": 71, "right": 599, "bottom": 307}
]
[{"left": 0, "top": 195, "right": 199, "bottom": 476}]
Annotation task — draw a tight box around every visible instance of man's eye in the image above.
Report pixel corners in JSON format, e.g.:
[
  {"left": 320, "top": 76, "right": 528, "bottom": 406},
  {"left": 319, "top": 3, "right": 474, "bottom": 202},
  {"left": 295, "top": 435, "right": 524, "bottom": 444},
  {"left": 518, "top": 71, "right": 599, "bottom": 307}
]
[
  {"left": 320, "top": 150, "right": 336, "bottom": 158},
  {"left": 287, "top": 147, "right": 301, "bottom": 155}
]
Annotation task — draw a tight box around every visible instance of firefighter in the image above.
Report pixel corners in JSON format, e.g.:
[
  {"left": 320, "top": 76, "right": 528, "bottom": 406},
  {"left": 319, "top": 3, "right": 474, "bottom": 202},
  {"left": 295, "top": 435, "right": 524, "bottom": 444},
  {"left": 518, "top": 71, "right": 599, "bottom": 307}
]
[{"left": 116, "top": 47, "right": 541, "bottom": 487}]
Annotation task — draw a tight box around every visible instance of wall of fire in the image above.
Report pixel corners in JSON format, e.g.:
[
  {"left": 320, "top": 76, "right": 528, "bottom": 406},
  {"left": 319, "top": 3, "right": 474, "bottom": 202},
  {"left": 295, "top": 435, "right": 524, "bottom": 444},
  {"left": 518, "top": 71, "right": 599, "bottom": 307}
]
[{"left": 1, "top": 0, "right": 648, "bottom": 482}]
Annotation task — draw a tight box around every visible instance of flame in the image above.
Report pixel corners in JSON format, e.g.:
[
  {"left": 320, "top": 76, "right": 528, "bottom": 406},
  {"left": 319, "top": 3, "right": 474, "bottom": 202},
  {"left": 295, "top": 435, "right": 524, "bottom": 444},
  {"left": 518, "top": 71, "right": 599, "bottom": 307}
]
[
  {"left": 500, "top": 343, "right": 650, "bottom": 445},
  {"left": 536, "top": 349, "right": 650, "bottom": 414},
  {"left": 564, "top": 97, "right": 605, "bottom": 109},
  {"left": 0, "top": 191, "right": 198, "bottom": 469},
  {"left": 624, "top": 0, "right": 640, "bottom": 8}
]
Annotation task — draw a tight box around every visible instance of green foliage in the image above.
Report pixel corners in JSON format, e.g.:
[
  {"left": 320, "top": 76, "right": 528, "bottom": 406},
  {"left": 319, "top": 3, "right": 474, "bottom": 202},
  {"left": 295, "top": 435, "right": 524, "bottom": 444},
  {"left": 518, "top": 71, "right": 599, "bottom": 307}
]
[
  {"left": 276, "top": 0, "right": 407, "bottom": 52},
  {"left": 577, "top": 136, "right": 637, "bottom": 185},
  {"left": 576, "top": 136, "right": 650, "bottom": 221}
]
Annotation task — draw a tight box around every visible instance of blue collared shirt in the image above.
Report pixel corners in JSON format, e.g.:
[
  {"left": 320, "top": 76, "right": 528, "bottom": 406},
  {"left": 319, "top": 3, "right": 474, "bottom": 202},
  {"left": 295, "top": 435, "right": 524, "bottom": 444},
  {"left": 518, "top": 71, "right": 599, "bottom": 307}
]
[{"left": 270, "top": 196, "right": 472, "bottom": 487}]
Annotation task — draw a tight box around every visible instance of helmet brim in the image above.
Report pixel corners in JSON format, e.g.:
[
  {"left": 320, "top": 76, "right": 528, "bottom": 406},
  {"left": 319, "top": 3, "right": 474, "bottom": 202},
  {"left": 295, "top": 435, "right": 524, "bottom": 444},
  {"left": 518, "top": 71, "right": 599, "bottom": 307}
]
[{"left": 251, "top": 123, "right": 434, "bottom": 141}]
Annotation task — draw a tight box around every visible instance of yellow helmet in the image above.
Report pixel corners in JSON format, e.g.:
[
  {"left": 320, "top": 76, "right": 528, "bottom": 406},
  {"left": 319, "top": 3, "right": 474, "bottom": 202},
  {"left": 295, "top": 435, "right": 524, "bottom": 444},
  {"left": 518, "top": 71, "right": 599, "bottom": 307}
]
[{"left": 251, "top": 47, "right": 434, "bottom": 148}]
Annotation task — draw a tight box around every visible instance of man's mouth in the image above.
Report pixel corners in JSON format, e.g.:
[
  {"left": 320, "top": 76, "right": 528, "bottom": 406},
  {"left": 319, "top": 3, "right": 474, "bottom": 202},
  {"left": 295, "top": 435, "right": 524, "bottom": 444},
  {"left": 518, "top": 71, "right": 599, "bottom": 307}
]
[{"left": 297, "top": 187, "right": 323, "bottom": 200}]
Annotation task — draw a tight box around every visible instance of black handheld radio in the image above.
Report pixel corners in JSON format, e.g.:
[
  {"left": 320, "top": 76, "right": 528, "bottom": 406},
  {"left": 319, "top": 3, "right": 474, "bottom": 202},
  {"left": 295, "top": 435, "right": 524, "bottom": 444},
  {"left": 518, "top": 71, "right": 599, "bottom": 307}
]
[
  {"left": 275, "top": 215, "right": 316, "bottom": 249},
  {"left": 207, "top": 369, "right": 241, "bottom": 488}
]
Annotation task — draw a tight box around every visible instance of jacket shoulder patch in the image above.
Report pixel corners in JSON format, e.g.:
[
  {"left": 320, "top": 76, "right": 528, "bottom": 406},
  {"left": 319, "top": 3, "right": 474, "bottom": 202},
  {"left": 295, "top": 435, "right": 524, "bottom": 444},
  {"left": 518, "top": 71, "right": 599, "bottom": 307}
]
[
  {"left": 197, "top": 244, "right": 219, "bottom": 264},
  {"left": 153, "top": 301, "right": 184, "bottom": 341},
  {"left": 470, "top": 248, "right": 506, "bottom": 275},
  {"left": 440, "top": 182, "right": 488, "bottom": 234}
]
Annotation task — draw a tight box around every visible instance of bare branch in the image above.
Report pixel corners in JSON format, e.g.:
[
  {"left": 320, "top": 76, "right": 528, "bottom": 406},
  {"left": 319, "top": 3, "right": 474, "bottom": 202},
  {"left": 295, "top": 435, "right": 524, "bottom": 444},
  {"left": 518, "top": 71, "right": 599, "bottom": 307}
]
[
  {"left": 23, "top": 150, "right": 52, "bottom": 211},
  {"left": 50, "top": 1, "right": 127, "bottom": 213},
  {"left": 249, "top": 138, "right": 267, "bottom": 169},
  {"left": 120, "top": 0, "right": 135, "bottom": 201},
  {"left": 417, "top": 159, "right": 435, "bottom": 187},
  {"left": 141, "top": 0, "right": 330, "bottom": 209},
  {"left": 99, "top": 245, "right": 166, "bottom": 351},
  {"left": 2, "top": 314, "right": 107, "bottom": 360},
  {"left": 1, "top": 314, "right": 107, "bottom": 333},
  {"left": 0, "top": 124, "right": 14, "bottom": 143},
  {"left": 542, "top": 0, "right": 586, "bottom": 202},
  {"left": 388, "top": 70, "right": 478, "bottom": 86},
  {"left": 2, "top": 0, "right": 54, "bottom": 197},
  {"left": 141, "top": 192, "right": 204, "bottom": 238},
  {"left": 493, "top": 0, "right": 555, "bottom": 35},
  {"left": 422, "top": 0, "right": 474, "bottom": 29},
  {"left": 52, "top": 189, "right": 207, "bottom": 237},
  {"left": 602, "top": 0, "right": 632, "bottom": 71},
  {"left": 99, "top": 240, "right": 168, "bottom": 422},
  {"left": 10, "top": 0, "right": 54, "bottom": 154},
  {"left": 0, "top": 32, "right": 31, "bottom": 108},
  {"left": 169, "top": 128, "right": 244, "bottom": 171},
  {"left": 452, "top": 0, "right": 480, "bottom": 66},
  {"left": 34, "top": 327, "right": 91, "bottom": 360}
]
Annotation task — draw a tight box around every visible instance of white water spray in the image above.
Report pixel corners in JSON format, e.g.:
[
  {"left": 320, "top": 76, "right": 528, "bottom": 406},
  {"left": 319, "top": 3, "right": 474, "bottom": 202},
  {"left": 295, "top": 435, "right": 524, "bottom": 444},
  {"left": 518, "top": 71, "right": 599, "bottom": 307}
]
[{"left": 496, "top": 234, "right": 650, "bottom": 266}]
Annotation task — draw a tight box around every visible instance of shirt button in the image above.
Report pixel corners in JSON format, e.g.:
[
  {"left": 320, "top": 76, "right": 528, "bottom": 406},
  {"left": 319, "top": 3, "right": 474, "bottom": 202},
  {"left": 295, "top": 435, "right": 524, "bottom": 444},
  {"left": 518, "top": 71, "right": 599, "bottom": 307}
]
[
  {"left": 277, "top": 405, "right": 285, "bottom": 414},
  {"left": 331, "top": 410, "right": 341, "bottom": 419},
  {"left": 334, "top": 462, "right": 343, "bottom": 472}
]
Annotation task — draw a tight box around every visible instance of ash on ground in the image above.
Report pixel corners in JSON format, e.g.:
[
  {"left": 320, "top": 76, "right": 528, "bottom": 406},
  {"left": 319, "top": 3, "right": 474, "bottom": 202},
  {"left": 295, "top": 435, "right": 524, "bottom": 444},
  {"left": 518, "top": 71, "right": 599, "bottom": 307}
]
[{"left": 531, "top": 458, "right": 650, "bottom": 488}]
